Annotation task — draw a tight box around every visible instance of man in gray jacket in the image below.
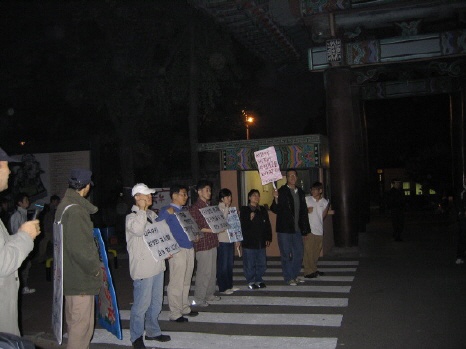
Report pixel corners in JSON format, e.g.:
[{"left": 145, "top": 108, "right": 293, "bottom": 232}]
[
  {"left": 0, "top": 147, "right": 41, "bottom": 336},
  {"left": 126, "top": 183, "right": 171, "bottom": 349}
]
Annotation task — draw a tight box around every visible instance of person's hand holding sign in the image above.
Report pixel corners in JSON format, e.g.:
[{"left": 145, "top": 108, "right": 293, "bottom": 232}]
[{"left": 273, "top": 188, "right": 279, "bottom": 203}]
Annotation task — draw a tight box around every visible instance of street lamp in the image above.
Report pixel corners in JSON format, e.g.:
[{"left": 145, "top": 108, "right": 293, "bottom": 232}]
[{"left": 243, "top": 110, "right": 255, "bottom": 140}]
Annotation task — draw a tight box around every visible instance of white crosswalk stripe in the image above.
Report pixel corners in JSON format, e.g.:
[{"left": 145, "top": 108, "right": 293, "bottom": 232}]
[
  {"left": 93, "top": 330, "right": 339, "bottom": 349},
  {"left": 119, "top": 310, "right": 344, "bottom": 326},
  {"left": 91, "top": 258, "right": 358, "bottom": 348}
]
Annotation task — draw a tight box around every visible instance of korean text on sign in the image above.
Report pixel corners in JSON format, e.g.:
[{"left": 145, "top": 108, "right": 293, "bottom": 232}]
[
  {"left": 175, "top": 210, "right": 203, "bottom": 241},
  {"left": 199, "top": 206, "right": 229, "bottom": 234},
  {"left": 254, "top": 146, "right": 283, "bottom": 185},
  {"left": 143, "top": 220, "right": 180, "bottom": 261}
]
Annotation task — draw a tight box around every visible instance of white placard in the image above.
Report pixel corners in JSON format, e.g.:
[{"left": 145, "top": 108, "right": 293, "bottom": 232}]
[
  {"left": 199, "top": 206, "right": 229, "bottom": 234},
  {"left": 143, "top": 220, "right": 180, "bottom": 261},
  {"left": 226, "top": 207, "right": 243, "bottom": 242},
  {"left": 254, "top": 146, "right": 282, "bottom": 185},
  {"left": 175, "top": 211, "right": 203, "bottom": 241}
]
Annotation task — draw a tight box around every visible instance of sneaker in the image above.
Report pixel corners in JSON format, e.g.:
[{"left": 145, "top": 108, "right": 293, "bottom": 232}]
[
  {"left": 132, "top": 336, "right": 146, "bottom": 349},
  {"left": 206, "top": 295, "right": 221, "bottom": 301},
  {"left": 145, "top": 334, "right": 171, "bottom": 342},
  {"left": 257, "top": 282, "right": 266, "bottom": 288},
  {"left": 230, "top": 286, "right": 240, "bottom": 292},
  {"left": 220, "top": 289, "right": 234, "bottom": 295},
  {"left": 191, "top": 300, "right": 209, "bottom": 307},
  {"left": 22, "top": 287, "right": 36, "bottom": 294},
  {"left": 296, "top": 276, "right": 306, "bottom": 283},
  {"left": 287, "top": 279, "right": 297, "bottom": 286},
  {"left": 316, "top": 271, "right": 325, "bottom": 276},
  {"left": 456, "top": 258, "right": 465, "bottom": 265},
  {"left": 248, "top": 283, "right": 259, "bottom": 290}
]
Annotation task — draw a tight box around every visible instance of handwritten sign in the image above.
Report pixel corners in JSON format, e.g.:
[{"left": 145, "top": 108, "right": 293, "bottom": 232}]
[
  {"left": 94, "top": 228, "right": 122, "bottom": 340},
  {"left": 175, "top": 211, "right": 203, "bottom": 241},
  {"left": 52, "top": 221, "right": 64, "bottom": 345},
  {"left": 199, "top": 206, "right": 229, "bottom": 234},
  {"left": 254, "top": 146, "right": 282, "bottom": 185},
  {"left": 226, "top": 207, "right": 243, "bottom": 242},
  {"left": 144, "top": 220, "right": 180, "bottom": 260}
]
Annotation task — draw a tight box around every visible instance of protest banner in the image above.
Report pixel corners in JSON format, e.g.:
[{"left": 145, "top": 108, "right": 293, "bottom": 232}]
[
  {"left": 94, "top": 228, "right": 122, "bottom": 340},
  {"left": 254, "top": 146, "right": 283, "bottom": 185},
  {"left": 226, "top": 207, "right": 243, "bottom": 242},
  {"left": 199, "top": 205, "right": 229, "bottom": 234},
  {"left": 175, "top": 210, "right": 203, "bottom": 241},
  {"left": 143, "top": 220, "right": 181, "bottom": 260},
  {"left": 52, "top": 221, "right": 64, "bottom": 345}
]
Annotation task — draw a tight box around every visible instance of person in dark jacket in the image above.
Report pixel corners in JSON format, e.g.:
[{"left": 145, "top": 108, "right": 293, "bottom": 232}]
[
  {"left": 270, "top": 169, "right": 311, "bottom": 285},
  {"left": 55, "top": 168, "right": 101, "bottom": 349},
  {"left": 240, "top": 189, "right": 272, "bottom": 289}
]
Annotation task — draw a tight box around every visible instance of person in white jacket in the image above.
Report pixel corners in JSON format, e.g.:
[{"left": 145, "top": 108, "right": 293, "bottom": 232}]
[
  {"left": 0, "top": 147, "right": 40, "bottom": 336},
  {"left": 126, "top": 183, "right": 171, "bottom": 349}
]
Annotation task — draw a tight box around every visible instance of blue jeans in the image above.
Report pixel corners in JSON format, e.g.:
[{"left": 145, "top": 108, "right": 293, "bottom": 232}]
[
  {"left": 277, "top": 231, "right": 304, "bottom": 282},
  {"left": 130, "top": 272, "right": 164, "bottom": 343},
  {"left": 242, "top": 248, "right": 267, "bottom": 284},
  {"left": 217, "top": 242, "right": 234, "bottom": 292}
]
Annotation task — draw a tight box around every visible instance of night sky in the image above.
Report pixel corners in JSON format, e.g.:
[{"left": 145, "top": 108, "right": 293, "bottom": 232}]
[{"left": 0, "top": 2, "right": 453, "bottom": 191}]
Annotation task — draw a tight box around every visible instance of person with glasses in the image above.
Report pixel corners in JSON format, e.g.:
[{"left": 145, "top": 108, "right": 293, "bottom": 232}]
[{"left": 157, "top": 185, "right": 199, "bottom": 322}]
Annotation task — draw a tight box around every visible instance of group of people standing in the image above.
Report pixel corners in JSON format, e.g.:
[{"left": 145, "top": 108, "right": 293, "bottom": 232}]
[
  {"left": 0, "top": 146, "right": 329, "bottom": 349},
  {"left": 125, "top": 179, "right": 276, "bottom": 349},
  {"left": 271, "top": 169, "right": 329, "bottom": 285}
]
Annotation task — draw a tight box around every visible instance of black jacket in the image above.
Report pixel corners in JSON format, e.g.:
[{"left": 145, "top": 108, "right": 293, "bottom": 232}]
[
  {"left": 270, "top": 185, "right": 311, "bottom": 235},
  {"left": 240, "top": 205, "right": 272, "bottom": 249}
]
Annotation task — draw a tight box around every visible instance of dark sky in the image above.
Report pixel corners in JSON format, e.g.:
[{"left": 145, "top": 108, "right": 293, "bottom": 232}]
[{"left": 0, "top": 1, "right": 452, "bottom": 187}]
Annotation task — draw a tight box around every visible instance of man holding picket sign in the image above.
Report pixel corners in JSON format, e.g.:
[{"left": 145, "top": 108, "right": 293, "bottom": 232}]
[
  {"left": 157, "top": 184, "right": 199, "bottom": 323},
  {"left": 253, "top": 147, "right": 310, "bottom": 286},
  {"left": 126, "top": 183, "right": 171, "bottom": 349}
]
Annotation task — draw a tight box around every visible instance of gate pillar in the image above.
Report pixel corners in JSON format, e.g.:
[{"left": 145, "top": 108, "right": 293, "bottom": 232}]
[{"left": 325, "top": 68, "right": 364, "bottom": 247}]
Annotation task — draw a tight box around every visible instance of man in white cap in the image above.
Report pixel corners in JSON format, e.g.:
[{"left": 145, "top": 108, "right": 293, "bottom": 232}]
[
  {"left": 55, "top": 168, "right": 101, "bottom": 349},
  {"left": 126, "top": 183, "right": 171, "bottom": 349},
  {"left": 0, "top": 147, "right": 41, "bottom": 336}
]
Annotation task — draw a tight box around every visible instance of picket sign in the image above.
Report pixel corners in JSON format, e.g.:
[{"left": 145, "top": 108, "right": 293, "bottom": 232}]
[
  {"left": 52, "top": 204, "right": 77, "bottom": 345},
  {"left": 94, "top": 228, "right": 122, "bottom": 340},
  {"left": 175, "top": 210, "right": 203, "bottom": 241},
  {"left": 143, "top": 220, "right": 181, "bottom": 261},
  {"left": 52, "top": 204, "right": 123, "bottom": 344},
  {"left": 226, "top": 207, "right": 243, "bottom": 242},
  {"left": 254, "top": 146, "right": 282, "bottom": 186},
  {"left": 199, "top": 206, "right": 229, "bottom": 234}
]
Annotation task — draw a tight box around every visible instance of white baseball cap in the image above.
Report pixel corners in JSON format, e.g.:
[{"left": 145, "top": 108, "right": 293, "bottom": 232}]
[{"left": 131, "top": 183, "right": 156, "bottom": 196}]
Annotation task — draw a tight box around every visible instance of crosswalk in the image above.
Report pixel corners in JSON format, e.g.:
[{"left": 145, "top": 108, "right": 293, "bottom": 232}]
[{"left": 91, "top": 258, "right": 358, "bottom": 348}]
